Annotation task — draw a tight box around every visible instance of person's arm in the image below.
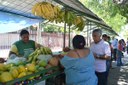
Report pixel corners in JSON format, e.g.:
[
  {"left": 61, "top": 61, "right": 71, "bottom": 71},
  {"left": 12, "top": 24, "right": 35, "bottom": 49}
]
[
  {"left": 101, "top": 43, "right": 111, "bottom": 60},
  {"left": 96, "top": 54, "right": 110, "bottom": 60},
  {"left": 9, "top": 45, "right": 18, "bottom": 57},
  {"left": 93, "top": 53, "right": 106, "bottom": 60},
  {"left": 94, "top": 44, "right": 111, "bottom": 60}
]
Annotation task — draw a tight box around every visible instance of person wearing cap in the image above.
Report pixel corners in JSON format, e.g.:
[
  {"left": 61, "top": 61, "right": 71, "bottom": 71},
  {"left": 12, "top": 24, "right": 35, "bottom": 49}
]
[
  {"left": 9, "top": 29, "right": 41, "bottom": 58},
  {"left": 60, "top": 35, "right": 97, "bottom": 85}
]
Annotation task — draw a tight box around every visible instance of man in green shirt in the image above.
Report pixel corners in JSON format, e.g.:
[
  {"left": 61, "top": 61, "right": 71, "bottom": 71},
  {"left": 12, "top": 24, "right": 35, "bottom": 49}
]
[{"left": 9, "top": 29, "right": 41, "bottom": 58}]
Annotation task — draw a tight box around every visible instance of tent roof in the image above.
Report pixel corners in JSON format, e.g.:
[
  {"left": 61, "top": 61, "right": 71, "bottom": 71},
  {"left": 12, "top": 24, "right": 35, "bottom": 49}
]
[
  {"left": 0, "top": 0, "right": 118, "bottom": 35},
  {"left": 0, "top": 0, "right": 44, "bottom": 20},
  {"left": 0, "top": 0, "right": 101, "bottom": 21}
]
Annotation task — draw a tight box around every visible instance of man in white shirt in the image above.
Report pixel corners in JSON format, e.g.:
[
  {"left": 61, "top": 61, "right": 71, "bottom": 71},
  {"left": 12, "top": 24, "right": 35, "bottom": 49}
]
[
  {"left": 90, "top": 29, "right": 111, "bottom": 85},
  {"left": 111, "top": 37, "right": 118, "bottom": 61}
]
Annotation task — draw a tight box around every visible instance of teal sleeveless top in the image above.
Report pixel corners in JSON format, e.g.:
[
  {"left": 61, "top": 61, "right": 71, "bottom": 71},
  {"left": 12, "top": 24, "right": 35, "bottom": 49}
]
[
  {"left": 14, "top": 40, "right": 35, "bottom": 57},
  {"left": 60, "top": 51, "right": 97, "bottom": 85}
]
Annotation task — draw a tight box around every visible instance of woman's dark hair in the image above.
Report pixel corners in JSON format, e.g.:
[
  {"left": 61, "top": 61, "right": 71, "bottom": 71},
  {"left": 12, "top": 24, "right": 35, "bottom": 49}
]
[
  {"left": 72, "top": 35, "right": 86, "bottom": 49},
  {"left": 119, "top": 40, "right": 122, "bottom": 44},
  {"left": 102, "top": 34, "right": 108, "bottom": 38},
  {"left": 20, "top": 30, "right": 29, "bottom": 36},
  {"left": 121, "top": 39, "right": 125, "bottom": 43}
]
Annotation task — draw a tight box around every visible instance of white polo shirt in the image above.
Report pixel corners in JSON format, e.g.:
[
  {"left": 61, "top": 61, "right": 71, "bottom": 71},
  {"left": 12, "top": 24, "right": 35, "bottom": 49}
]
[{"left": 90, "top": 40, "right": 111, "bottom": 72}]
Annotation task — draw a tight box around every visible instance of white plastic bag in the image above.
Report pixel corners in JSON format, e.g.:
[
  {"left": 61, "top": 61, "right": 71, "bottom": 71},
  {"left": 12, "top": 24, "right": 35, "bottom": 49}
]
[
  {"left": 6, "top": 57, "right": 26, "bottom": 65},
  {"left": 37, "top": 55, "right": 52, "bottom": 63}
]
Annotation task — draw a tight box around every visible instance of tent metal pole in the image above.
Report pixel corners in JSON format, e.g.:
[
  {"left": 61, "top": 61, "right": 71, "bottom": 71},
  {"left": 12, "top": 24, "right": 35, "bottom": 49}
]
[
  {"left": 68, "top": 26, "right": 71, "bottom": 47},
  {"left": 87, "top": 22, "right": 89, "bottom": 46},
  {"left": 89, "top": 22, "right": 91, "bottom": 46},
  {"left": 36, "top": 22, "right": 42, "bottom": 44},
  {"left": 63, "top": 22, "right": 66, "bottom": 48}
]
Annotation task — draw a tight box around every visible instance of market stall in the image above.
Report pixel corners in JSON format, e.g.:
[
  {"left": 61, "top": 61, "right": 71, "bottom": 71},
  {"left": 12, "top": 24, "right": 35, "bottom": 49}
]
[{"left": 0, "top": 0, "right": 118, "bottom": 85}]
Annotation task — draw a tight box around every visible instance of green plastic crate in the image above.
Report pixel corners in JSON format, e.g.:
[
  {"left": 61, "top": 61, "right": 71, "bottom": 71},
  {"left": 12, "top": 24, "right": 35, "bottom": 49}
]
[{"left": 0, "top": 66, "right": 61, "bottom": 85}]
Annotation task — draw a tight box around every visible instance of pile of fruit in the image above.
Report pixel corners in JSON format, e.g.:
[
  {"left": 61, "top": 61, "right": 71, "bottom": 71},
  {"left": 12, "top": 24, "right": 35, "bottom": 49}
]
[
  {"left": 32, "top": 2, "right": 86, "bottom": 31},
  {"left": 0, "top": 63, "right": 39, "bottom": 83},
  {"left": 0, "top": 47, "right": 60, "bottom": 84}
]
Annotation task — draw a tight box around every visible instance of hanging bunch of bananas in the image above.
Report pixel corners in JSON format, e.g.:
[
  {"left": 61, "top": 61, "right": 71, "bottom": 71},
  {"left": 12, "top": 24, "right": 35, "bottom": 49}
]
[
  {"left": 64, "top": 11, "right": 77, "bottom": 26},
  {"left": 27, "top": 47, "right": 52, "bottom": 63},
  {"left": 54, "top": 10, "right": 77, "bottom": 25},
  {"left": 54, "top": 10, "right": 85, "bottom": 30},
  {"left": 73, "top": 16, "right": 86, "bottom": 31},
  {"left": 54, "top": 10, "right": 65, "bottom": 23},
  {"left": 32, "top": 2, "right": 85, "bottom": 31},
  {"left": 32, "top": 2, "right": 61, "bottom": 22}
]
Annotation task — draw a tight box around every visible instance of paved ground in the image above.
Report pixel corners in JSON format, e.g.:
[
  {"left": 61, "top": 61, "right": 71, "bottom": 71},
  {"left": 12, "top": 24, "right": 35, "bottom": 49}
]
[{"left": 108, "top": 52, "right": 128, "bottom": 85}]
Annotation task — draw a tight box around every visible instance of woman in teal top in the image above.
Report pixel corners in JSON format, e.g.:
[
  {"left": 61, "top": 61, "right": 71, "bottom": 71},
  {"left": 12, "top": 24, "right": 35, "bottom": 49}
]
[{"left": 60, "top": 35, "right": 97, "bottom": 85}]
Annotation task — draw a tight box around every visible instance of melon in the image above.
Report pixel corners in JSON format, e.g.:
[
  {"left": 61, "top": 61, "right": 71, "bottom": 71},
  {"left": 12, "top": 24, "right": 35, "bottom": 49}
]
[
  {"left": 49, "top": 57, "right": 59, "bottom": 66},
  {"left": 0, "top": 72, "right": 13, "bottom": 82}
]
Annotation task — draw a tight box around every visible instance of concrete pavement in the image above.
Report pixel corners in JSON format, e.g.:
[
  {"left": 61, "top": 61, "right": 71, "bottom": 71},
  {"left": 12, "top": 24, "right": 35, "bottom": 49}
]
[{"left": 108, "top": 52, "right": 128, "bottom": 85}]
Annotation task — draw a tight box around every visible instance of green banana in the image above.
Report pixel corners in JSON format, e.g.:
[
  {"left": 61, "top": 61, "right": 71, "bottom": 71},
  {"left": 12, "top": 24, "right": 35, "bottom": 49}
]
[
  {"left": 44, "top": 47, "right": 48, "bottom": 55},
  {"left": 32, "top": 54, "right": 39, "bottom": 64},
  {"left": 40, "top": 47, "right": 47, "bottom": 55},
  {"left": 27, "top": 46, "right": 52, "bottom": 63}
]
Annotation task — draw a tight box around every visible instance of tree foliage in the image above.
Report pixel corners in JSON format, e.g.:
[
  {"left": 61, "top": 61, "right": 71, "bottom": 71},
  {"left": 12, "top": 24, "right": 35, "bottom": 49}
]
[
  {"left": 80, "top": 0, "right": 127, "bottom": 33},
  {"left": 41, "top": 23, "right": 74, "bottom": 33}
]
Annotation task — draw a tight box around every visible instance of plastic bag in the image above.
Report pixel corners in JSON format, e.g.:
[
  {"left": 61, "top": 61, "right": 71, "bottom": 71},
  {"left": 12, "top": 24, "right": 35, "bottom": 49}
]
[
  {"left": 37, "top": 55, "right": 52, "bottom": 63},
  {"left": 9, "top": 54, "right": 17, "bottom": 59},
  {"left": 6, "top": 56, "right": 26, "bottom": 65}
]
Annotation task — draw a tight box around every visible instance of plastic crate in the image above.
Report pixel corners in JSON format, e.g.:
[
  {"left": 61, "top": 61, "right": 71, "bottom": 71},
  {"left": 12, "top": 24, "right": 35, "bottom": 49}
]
[{"left": 0, "top": 66, "right": 61, "bottom": 85}]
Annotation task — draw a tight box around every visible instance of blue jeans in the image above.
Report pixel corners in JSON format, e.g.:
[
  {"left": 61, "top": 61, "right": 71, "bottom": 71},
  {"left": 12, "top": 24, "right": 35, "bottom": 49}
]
[
  {"left": 117, "top": 50, "right": 123, "bottom": 66},
  {"left": 106, "top": 60, "right": 111, "bottom": 77}
]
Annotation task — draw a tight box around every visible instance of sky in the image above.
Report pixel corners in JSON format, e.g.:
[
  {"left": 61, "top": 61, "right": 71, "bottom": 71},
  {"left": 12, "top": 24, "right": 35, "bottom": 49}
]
[{"left": 0, "top": 11, "right": 42, "bottom": 33}]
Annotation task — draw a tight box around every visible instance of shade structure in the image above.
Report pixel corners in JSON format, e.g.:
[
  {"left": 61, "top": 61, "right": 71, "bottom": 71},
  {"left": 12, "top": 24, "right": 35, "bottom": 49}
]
[{"left": 0, "top": 0, "right": 118, "bottom": 35}]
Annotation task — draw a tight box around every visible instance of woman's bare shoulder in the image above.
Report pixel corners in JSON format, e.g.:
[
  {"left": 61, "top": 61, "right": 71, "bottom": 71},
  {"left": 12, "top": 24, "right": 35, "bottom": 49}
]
[
  {"left": 66, "top": 50, "right": 76, "bottom": 57},
  {"left": 84, "top": 47, "right": 90, "bottom": 52}
]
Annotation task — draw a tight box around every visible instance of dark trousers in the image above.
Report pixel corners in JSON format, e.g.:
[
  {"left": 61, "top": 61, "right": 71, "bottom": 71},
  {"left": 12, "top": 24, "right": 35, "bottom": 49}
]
[
  {"left": 113, "top": 49, "right": 117, "bottom": 61},
  {"left": 95, "top": 71, "right": 107, "bottom": 85},
  {"left": 127, "top": 46, "right": 128, "bottom": 54}
]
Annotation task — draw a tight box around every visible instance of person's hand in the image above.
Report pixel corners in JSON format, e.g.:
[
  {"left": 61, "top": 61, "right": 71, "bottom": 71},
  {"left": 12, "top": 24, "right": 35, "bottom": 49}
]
[
  {"left": 36, "top": 44, "right": 42, "bottom": 49},
  {"left": 58, "top": 54, "right": 64, "bottom": 59},
  {"left": 9, "top": 54, "right": 17, "bottom": 59},
  {"left": 63, "top": 47, "right": 71, "bottom": 52},
  {"left": 93, "top": 53, "right": 101, "bottom": 59},
  {"left": 93, "top": 53, "right": 97, "bottom": 58}
]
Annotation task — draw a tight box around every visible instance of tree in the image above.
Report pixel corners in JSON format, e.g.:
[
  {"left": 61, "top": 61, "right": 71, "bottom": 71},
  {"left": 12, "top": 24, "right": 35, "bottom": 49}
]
[
  {"left": 41, "top": 23, "right": 74, "bottom": 33},
  {"left": 80, "top": 0, "right": 127, "bottom": 33}
]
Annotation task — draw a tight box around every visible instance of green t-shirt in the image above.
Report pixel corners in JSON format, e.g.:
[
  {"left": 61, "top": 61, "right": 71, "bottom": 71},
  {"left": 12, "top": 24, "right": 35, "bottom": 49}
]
[{"left": 14, "top": 40, "right": 35, "bottom": 57}]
